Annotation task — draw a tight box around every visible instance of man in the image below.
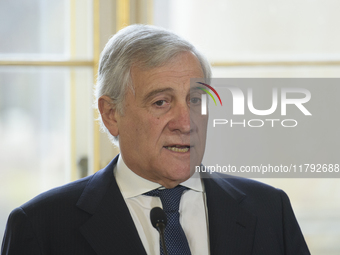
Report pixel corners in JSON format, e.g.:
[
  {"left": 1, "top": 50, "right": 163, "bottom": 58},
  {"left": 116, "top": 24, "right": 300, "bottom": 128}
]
[{"left": 1, "top": 25, "right": 310, "bottom": 254}]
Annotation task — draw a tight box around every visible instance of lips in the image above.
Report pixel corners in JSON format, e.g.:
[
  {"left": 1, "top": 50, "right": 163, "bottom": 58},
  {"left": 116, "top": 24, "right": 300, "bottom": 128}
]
[{"left": 164, "top": 145, "right": 190, "bottom": 153}]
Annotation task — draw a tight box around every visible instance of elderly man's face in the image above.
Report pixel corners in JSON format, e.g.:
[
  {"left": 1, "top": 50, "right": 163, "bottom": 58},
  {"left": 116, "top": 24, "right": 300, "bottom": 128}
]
[{"left": 104, "top": 52, "right": 207, "bottom": 188}]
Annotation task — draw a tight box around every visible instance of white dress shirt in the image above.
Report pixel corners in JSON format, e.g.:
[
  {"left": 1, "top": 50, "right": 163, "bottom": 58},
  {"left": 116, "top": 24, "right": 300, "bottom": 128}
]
[{"left": 114, "top": 155, "right": 210, "bottom": 255}]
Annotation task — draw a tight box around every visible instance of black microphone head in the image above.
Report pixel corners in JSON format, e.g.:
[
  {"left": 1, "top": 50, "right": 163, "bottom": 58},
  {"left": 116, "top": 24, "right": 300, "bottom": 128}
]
[{"left": 150, "top": 207, "right": 167, "bottom": 229}]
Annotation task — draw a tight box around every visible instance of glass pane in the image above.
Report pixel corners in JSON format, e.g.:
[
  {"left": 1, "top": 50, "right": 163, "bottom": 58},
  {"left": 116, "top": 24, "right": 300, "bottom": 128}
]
[
  {"left": 212, "top": 66, "right": 340, "bottom": 78},
  {"left": 0, "top": 0, "right": 66, "bottom": 57},
  {"left": 154, "top": 0, "right": 340, "bottom": 62},
  {"left": 0, "top": 66, "right": 94, "bottom": 242},
  {"left": 0, "top": 0, "right": 93, "bottom": 60}
]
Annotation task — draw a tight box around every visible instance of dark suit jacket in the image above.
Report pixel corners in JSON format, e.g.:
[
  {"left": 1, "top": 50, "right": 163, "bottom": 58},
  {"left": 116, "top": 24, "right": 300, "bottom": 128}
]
[{"left": 1, "top": 155, "right": 310, "bottom": 255}]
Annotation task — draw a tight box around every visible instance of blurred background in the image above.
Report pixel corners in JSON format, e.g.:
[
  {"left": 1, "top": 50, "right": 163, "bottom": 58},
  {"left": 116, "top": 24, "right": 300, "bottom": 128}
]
[{"left": 0, "top": 0, "right": 339, "bottom": 254}]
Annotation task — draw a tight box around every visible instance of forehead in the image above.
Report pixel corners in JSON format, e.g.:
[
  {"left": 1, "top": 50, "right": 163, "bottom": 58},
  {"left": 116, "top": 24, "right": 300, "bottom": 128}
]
[{"left": 130, "top": 52, "right": 204, "bottom": 95}]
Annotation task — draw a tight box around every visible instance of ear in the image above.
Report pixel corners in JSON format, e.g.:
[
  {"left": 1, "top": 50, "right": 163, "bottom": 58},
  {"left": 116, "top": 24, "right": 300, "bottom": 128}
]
[{"left": 98, "top": 96, "right": 120, "bottom": 136}]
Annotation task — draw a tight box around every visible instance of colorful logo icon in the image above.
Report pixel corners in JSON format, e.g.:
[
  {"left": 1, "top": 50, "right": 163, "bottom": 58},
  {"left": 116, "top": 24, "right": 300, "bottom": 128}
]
[
  {"left": 196, "top": 82, "right": 222, "bottom": 115},
  {"left": 196, "top": 82, "right": 222, "bottom": 106}
]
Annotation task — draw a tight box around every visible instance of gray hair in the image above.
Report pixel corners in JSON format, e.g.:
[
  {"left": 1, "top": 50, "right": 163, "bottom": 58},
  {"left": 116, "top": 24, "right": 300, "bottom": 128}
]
[{"left": 95, "top": 24, "right": 211, "bottom": 146}]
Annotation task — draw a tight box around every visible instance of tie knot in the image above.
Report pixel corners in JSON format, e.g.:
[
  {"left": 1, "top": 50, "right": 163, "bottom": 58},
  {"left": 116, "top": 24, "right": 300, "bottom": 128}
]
[{"left": 144, "top": 185, "right": 188, "bottom": 212}]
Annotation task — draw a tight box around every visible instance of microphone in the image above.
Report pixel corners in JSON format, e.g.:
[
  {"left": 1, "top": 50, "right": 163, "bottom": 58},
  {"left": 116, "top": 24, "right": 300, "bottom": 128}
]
[{"left": 150, "top": 207, "right": 168, "bottom": 255}]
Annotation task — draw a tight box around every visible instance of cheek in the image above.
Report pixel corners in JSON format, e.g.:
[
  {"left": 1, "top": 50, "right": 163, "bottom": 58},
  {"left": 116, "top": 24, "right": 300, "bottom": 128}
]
[
  {"left": 202, "top": 117, "right": 208, "bottom": 133},
  {"left": 146, "top": 119, "right": 165, "bottom": 138},
  {"left": 122, "top": 109, "right": 170, "bottom": 144},
  {"left": 145, "top": 118, "right": 171, "bottom": 146}
]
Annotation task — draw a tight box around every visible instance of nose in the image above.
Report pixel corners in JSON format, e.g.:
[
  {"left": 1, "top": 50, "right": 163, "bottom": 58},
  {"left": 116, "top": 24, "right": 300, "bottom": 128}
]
[{"left": 168, "top": 102, "right": 191, "bottom": 134}]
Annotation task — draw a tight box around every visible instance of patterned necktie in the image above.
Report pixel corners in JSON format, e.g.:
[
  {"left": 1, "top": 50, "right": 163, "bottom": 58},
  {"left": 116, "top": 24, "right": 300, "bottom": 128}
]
[{"left": 145, "top": 185, "right": 192, "bottom": 255}]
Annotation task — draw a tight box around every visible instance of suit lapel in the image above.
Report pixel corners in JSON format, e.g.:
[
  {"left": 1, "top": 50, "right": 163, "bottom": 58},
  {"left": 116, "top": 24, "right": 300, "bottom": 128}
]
[
  {"left": 76, "top": 156, "right": 147, "bottom": 255},
  {"left": 204, "top": 176, "right": 257, "bottom": 255},
  {"left": 75, "top": 157, "right": 256, "bottom": 255}
]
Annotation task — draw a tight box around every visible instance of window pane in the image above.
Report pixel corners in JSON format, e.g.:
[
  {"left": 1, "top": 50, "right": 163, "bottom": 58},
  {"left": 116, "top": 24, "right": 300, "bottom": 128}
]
[
  {"left": 212, "top": 66, "right": 340, "bottom": 78},
  {"left": 0, "top": 66, "right": 94, "bottom": 241},
  {"left": 0, "top": 0, "right": 93, "bottom": 59},
  {"left": 154, "top": 0, "right": 340, "bottom": 62},
  {"left": 0, "top": 0, "right": 66, "bottom": 57}
]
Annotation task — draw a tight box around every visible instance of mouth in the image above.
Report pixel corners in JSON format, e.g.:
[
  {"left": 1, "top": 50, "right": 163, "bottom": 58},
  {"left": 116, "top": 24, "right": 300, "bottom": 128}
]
[{"left": 164, "top": 145, "right": 190, "bottom": 153}]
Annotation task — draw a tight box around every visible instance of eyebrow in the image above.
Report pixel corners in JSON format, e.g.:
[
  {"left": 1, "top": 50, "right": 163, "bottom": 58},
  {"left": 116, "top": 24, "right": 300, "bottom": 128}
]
[{"left": 142, "top": 87, "right": 174, "bottom": 104}]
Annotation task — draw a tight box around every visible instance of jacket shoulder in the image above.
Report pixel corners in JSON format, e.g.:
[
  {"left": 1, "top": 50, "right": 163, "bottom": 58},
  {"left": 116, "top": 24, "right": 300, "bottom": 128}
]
[{"left": 20, "top": 174, "right": 94, "bottom": 213}]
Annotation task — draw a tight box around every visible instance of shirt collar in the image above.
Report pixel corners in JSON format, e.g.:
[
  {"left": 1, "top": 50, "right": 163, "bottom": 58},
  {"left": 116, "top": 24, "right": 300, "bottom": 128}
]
[{"left": 114, "top": 155, "right": 203, "bottom": 199}]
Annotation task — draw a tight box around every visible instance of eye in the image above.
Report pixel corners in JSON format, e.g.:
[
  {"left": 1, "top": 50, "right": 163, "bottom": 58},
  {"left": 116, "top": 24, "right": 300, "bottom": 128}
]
[
  {"left": 154, "top": 100, "right": 167, "bottom": 106},
  {"left": 190, "top": 97, "right": 201, "bottom": 104}
]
